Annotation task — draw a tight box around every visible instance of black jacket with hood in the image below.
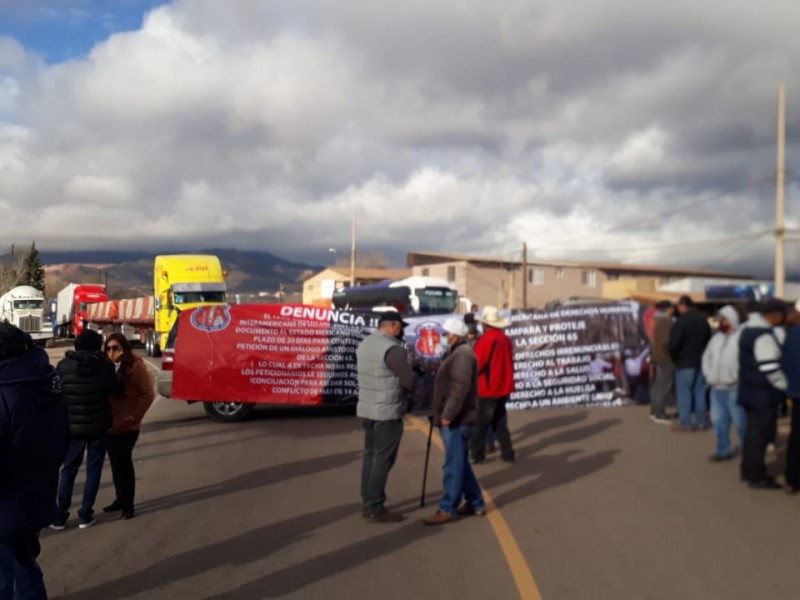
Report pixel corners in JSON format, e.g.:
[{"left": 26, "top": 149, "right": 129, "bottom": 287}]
[{"left": 56, "top": 349, "right": 116, "bottom": 439}]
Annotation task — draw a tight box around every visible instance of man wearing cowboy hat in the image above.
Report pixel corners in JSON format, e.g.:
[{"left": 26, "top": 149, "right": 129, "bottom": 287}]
[{"left": 469, "top": 306, "right": 516, "bottom": 464}]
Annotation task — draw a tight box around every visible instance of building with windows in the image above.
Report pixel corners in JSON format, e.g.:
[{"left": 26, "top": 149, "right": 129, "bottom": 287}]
[
  {"left": 302, "top": 267, "right": 411, "bottom": 306},
  {"left": 406, "top": 251, "right": 749, "bottom": 309}
]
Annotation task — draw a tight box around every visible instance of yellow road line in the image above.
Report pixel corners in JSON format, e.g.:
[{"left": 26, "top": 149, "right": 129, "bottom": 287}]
[{"left": 406, "top": 414, "right": 542, "bottom": 600}]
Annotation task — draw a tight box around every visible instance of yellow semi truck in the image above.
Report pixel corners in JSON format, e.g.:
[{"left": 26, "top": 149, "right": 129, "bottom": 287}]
[
  {"left": 151, "top": 254, "right": 227, "bottom": 356},
  {"left": 86, "top": 254, "right": 227, "bottom": 357}
]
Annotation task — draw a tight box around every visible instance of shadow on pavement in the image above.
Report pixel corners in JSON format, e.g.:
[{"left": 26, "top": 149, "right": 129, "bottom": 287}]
[
  {"left": 56, "top": 502, "right": 363, "bottom": 600},
  {"left": 517, "top": 418, "right": 622, "bottom": 460},
  {"left": 141, "top": 415, "right": 211, "bottom": 434},
  {"left": 135, "top": 450, "right": 361, "bottom": 515},
  {"left": 483, "top": 448, "right": 622, "bottom": 506},
  {"left": 136, "top": 433, "right": 267, "bottom": 463},
  {"left": 202, "top": 517, "right": 443, "bottom": 599},
  {"left": 510, "top": 410, "right": 589, "bottom": 443}
]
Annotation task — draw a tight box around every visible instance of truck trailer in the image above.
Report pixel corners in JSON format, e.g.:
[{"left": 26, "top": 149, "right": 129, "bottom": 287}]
[
  {"left": 0, "top": 285, "right": 53, "bottom": 345},
  {"left": 55, "top": 283, "right": 108, "bottom": 338}
]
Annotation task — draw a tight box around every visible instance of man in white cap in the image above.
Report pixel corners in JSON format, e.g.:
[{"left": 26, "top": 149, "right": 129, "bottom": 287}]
[
  {"left": 424, "top": 317, "right": 486, "bottom": 525},
  {"left": 469, "top": 306, "right": 516, "bottom": 464}
]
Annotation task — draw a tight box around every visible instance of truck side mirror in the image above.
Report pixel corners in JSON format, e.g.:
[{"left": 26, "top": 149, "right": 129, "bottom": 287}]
[{"left": 155, "top": 297, "right": 162, "bottom": 311}]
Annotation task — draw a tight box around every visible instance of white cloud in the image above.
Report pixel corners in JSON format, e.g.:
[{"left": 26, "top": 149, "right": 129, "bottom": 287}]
[{"left": 0, "top": 0, "right": 799, "bottom": 276}]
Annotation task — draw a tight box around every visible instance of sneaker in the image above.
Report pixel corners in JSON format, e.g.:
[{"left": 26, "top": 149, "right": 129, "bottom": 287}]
[
  {"left": 652, "top": 417, "right": 672, "bottom": 425},
  {"left": 364, "top": 509, "right": 404, "bottom": 523},
  {"left": 457, "top": 504, "right": 488, "bottom": 516},
  {"left": 49, "top": 521, "right": 66, "bottom": 531},
  {"left": 708, "top": 453, "right": 734, "bottom": 463},
  {"left": 78, "top": 517, "right": 96, "bottom": 529},
  {"left": 423, "top": 510, "right": 457, "bottom": 525}
]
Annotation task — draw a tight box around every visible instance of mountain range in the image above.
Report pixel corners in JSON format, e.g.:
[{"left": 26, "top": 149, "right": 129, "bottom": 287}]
[{"left": 33, "top": 248, "right": 322, "bottom": 300}]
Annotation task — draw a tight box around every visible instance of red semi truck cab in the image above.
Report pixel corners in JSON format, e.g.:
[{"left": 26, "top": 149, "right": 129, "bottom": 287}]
[{"left": 56, "top": 283, "right": 109, "bottom": 338}]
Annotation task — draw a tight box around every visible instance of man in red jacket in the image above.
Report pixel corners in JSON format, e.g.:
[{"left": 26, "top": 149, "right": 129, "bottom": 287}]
[{"left": 470, "top": 306, "right": 516, "bottom": 464}]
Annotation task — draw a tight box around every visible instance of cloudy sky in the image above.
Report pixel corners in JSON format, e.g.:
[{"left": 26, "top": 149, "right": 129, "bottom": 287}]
[{"left": 1, "top": 0, "right": 799, "bottom": 274}]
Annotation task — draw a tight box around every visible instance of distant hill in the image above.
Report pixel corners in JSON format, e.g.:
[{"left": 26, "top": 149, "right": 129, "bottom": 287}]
[{"left": 2, "top": 248, "right": 323, "bottom": 300}]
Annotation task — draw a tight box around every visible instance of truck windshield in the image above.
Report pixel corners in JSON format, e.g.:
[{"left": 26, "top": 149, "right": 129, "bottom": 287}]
[
  {"left": 416, "top": 288, "right": 458, "bottom": 314},
  {"left": 13, "top": 300, "right": 44, "bottom": 310},
  {"left": 173, "top": 291, "right": 226, "bottom": 305}
]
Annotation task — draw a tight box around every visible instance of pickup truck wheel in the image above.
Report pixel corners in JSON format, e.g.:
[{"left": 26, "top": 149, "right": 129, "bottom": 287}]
[{"left": 203, "top": 401, "right": 254, "bottom": 422}]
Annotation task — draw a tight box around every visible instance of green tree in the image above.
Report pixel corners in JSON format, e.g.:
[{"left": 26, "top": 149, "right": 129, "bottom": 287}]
[{"left": 16, "top": 242, "right": 45, "bottom": 291}]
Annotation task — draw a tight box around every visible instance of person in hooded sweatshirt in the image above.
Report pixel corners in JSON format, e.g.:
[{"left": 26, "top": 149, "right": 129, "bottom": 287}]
[
  {"left": 51, "top": 329, "right": 117, "bottom": 530},
  {"left": 0, "top": 323, "right": 69, "bottom": 599},
  {"left": 702, "top": 306, "right": 745, "bottom": 463}
]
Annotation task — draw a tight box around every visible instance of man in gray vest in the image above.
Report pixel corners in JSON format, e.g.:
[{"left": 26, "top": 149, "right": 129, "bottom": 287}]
[{"left": 356, "top": 312, "right": 414, "bottom": 523}]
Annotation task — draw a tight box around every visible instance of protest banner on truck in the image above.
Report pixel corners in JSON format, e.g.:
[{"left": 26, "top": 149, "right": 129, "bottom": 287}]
[{"left": 172, "top": 302, "right": 647, "bottom": 409}]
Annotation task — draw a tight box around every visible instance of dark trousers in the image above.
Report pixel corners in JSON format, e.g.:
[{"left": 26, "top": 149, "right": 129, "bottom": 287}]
[
  {"left": 470, "top": 396, "right": 514, "bottom": 462},
  {"left": 360, "top": 419, "right": 403, "bottom": 513},
  {"left": 107, "top": 430, "right": 140, "bottom": 511},
  {"left": 741, "top": 404, "right": 778, "bottom": 483},
  {"left": 786, "top": 399, "right": 800, "bottom": 489},
  {"left": 56, "top": 436, "right": 107, "bottom": 522},
  {"left": 0, "top": 530, "right": 46, "bottom": 600}
]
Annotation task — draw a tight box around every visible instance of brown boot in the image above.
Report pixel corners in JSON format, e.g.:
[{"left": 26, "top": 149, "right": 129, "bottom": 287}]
[{"left": 423, "top": 510, "right": 457, "bottom": 525}]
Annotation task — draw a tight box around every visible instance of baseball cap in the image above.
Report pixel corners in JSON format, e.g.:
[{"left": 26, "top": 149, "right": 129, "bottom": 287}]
[
  {"left": 378, "top": 311, "right": 409, "bottom": 328},
  {"left": 442, "top": 316, "right": 468, "bottom": 337}
]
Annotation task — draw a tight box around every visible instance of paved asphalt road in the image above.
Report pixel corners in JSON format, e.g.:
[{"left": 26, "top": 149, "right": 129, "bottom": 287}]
[{"left": 39, "top": 346, "right": 800, "bottom": 599}]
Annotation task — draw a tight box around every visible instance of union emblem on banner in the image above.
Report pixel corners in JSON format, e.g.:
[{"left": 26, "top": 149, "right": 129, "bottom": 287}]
[{"left": 190, "top": 305, "right": 232, "bottom": 332}]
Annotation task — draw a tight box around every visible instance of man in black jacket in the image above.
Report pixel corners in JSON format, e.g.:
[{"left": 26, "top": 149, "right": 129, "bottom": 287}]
[
  {"left": 0, "top": 323, "right": 69, "bottom": 598},
  {"left": 669, "top": 296, "right": 712, "bottom": 431},
  {"left": 51, "top": 329, "right": 116, "bottom": 530}
]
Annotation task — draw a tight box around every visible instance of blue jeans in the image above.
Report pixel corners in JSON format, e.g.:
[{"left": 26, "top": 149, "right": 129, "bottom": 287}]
[
  {"left": 56, "top": 437, "right": 107, "bottom": 523},
  {"left": 0, "top": 530, "right": 47, "bottom": 600},
  {"left": 710, "top": 387, "right": 746, "bottom": 457},
  {"left": 439, "top": 425, "right": 485, "bottom": 516},
  {"left": 675, "top": 368, "right": 708, "bottom": 429}
]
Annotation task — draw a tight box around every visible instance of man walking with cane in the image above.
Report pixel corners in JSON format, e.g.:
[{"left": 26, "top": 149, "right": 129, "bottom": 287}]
[
  {"left": 424, "top": 317, "right": 486, "bottom": 525},
  {"left": 356, "top": 312, "right": 414, "bottom": 523}
]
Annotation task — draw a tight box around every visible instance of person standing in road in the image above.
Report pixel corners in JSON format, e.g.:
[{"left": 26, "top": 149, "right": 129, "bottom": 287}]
[
  {"left": 702, "top": 306, "right": 745, "bottom": 462},
  {"left": 669, "top": 296, "right": 712, "bottom": 431},
  {"left": 424, "top": 317, "right": 486, "bottom": 525},
  {"left": 0, "top": 323, "right": 69, "bottom": 599},
  {"left": 469, "top": 306, "right": 516, "bottom": 464},
  {"left": 355, "top": 312, "right": 414, "bottom": 523},
  {"left": 781, "top": 304, "right": 800, "bottom": 494},
  {"left": 51, "top": 329, "right": 117, "bottom": 530},
  {"left": 738, "top": 299, "right": 788, "bottom": 489},
  {"left": 103, "top": 333, "right": 155, "bottom": 520},
  {"left": 650, "top": 301, "right": 675, "bottom": 424}
]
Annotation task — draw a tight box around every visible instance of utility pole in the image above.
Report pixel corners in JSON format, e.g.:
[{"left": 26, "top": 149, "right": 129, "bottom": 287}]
[
  {"left": 350, "top": 213, "right": 356, "bottom": 287},
  {"left": 522, "top": 242, "right": 528, "bottom": 310},
  {"left": 775, "top": 83, "right": 786, "bottom": 298},
  {"left": 508, "top": 265, "right": 515, "bottom": 309}
]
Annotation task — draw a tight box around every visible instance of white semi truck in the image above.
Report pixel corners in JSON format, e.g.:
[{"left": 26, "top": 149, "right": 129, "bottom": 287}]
[{"left": 0, "top": 285, "right": 54, "bottom": 345}]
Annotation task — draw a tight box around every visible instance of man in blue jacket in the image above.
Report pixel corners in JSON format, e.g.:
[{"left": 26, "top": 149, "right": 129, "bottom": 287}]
[{"left": 0, "top": 323, "right": 69, "bottom": 598}]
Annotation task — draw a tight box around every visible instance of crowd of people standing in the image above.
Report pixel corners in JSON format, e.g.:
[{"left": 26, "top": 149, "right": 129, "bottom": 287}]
[
  {"left": 648, "top": 295, "right": 800, "bottom": 492},
  {"left": 0, "top": 323, "right": 154, "bottom": 598}
]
